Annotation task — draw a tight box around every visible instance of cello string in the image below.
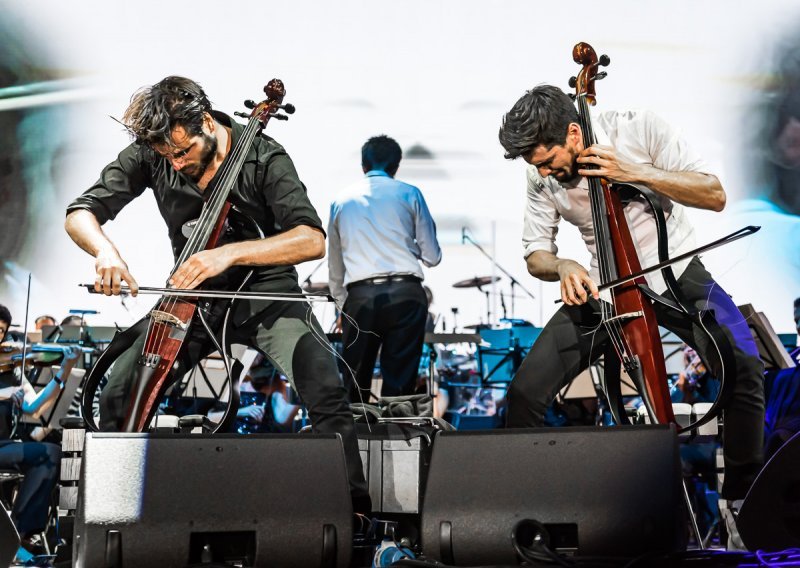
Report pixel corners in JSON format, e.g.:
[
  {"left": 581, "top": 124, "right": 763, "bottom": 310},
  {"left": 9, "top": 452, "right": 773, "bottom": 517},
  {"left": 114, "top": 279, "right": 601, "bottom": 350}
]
[
  {"left": 144, "top": 112, "right": 262, "bottom": 359},
  {"left": 576, "top": 94, "right": 630, "bottom": 368},
  {"left": 150, "top": 114, "right": 263, "bottom": 355}
]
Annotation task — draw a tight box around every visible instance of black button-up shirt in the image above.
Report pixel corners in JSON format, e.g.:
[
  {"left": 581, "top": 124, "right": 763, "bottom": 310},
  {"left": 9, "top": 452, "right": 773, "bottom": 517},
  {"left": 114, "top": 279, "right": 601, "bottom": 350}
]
[{"left": 67, "top": 111, "right": 323, "bottom": 294}]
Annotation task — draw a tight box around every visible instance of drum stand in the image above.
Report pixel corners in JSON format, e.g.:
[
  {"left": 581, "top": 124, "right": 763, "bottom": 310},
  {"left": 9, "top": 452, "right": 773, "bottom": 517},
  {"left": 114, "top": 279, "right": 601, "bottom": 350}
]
[{"left": 460, "top": 227, "right": 537, "bottom": 321}]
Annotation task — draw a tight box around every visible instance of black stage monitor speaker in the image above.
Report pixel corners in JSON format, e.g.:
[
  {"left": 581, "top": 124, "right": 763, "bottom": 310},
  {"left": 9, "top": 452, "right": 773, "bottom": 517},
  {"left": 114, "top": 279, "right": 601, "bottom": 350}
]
[
  {"left": 73, "top": 433, "right": 352, "bottom": 568},
  {"left": 421, "top": 426, "right": 686, "bottom": 565},
  {"left": 738, "top": 429, "right": 800, "bottom": 551}
]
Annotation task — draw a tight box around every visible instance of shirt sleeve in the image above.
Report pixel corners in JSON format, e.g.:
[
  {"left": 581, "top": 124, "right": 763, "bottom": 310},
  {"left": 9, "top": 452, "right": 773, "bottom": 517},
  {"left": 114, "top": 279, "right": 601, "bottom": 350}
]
[
  {"left": 65, "top": 143, "right": 150, "bottom": 224},
  {"left": 412, "top": 187, "right": 442, "bottom": 268},
  {"left": 327, "top": 202, "right": 347, "bottom": 305},
  {"left": 259, "top": 143, "right": 325, "bottom": 235},
  {"left": 522, "top": 166, "right": 561, "bottom": 259},
  {"left": 640, "top": 110, "right": 717, "bottom": 176}
]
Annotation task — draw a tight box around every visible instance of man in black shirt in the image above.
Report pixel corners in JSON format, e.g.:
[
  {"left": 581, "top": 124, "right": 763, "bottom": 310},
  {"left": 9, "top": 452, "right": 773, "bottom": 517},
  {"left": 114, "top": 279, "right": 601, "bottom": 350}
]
[{"left": 64, "top": 76, "right": 370, "bottom": 513}]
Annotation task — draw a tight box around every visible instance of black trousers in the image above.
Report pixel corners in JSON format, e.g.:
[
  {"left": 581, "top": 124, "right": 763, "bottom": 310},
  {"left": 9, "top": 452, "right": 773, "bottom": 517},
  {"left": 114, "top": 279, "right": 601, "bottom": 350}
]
[
  {"left": 341, "top": 281, "right": 428, "bottom": 402},
  {"left": 0, "top": 441, "right": 59, "bottom": 537},
  {"left": 507, "top": 257, "right": 765, "bottom": 500},
  {"left": 99, "top": 299, "right": 370, "bottom": 512}
]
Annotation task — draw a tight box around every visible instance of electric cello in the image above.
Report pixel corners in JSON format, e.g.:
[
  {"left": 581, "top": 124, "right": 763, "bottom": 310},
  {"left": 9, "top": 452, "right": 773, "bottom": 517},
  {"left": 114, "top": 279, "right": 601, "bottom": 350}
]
[{"left": 569, "top": 42, "right": 739, "bottom": 431}]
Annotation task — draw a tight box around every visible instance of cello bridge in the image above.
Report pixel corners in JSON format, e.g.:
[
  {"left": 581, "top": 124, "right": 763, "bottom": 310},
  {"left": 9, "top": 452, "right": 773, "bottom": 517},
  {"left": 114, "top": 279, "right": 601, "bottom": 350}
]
[
  {"left": 150, "top": 310, "right": 189, "bottom": 330},
  {"left": 604, "top": 311, "right": 644, "bottom": 325}
]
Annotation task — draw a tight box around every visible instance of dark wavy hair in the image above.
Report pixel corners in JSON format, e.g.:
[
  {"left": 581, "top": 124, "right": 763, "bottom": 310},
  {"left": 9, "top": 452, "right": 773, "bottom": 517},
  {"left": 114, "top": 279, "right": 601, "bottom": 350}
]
[
  {"left": 498, "top": 85, "right": 578, "bottom": 160},
  {"left": 362, "top": 135, "right": 402, "bottom": 174},
  {"left": 121, "top": 76, "right": 212, "bottom": 148},
  {"left": 0, "top": 304, "right": 11, "bottom": 329}
]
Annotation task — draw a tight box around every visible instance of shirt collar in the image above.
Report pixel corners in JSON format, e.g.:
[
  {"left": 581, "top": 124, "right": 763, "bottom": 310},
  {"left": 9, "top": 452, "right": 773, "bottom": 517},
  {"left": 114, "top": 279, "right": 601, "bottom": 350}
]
[{"left": 366, "top": 170, "right": 391, "bottom": 178}]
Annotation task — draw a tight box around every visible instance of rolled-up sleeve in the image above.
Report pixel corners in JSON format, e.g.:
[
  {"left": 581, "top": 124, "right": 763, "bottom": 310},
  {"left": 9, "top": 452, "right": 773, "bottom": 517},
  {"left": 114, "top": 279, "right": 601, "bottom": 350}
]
[
  {"left": 522, "top": 167, "right": 560, "bottom": 259},
  {"left": 66, "top": 144, "right": 149, "bottom": 224},
  {"left": 260, "top": 145, "right": 324, "bottom": 235},
  {"left": 412, "top": 188, "right": 442, "bottom": 268}
]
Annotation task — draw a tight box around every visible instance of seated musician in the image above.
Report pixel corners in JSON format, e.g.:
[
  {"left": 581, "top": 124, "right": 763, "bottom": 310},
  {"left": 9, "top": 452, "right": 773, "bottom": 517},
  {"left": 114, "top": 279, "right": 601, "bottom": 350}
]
[
  {"left": 0, "top": 304, "right": 80, "bottom": 563},
  {"left": 498, "top": 85, "right": 765, "bottom": 547},
  {"left": 63, "top": 76, "right": 370, "bottom": 514},
  {"left": 33, "top": 316, "right": 56, "bottom": 332},
  {"left": 207, "top": 361, "right": 300, "bottom": 433}
]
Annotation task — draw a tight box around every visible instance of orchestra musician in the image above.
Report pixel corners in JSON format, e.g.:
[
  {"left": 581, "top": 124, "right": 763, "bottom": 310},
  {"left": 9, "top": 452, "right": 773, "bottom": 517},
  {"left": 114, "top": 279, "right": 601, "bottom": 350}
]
[
  {"left": 63, "top": 76, "right": 370, "bottom": 514},
  {"left": 498, "top": 85, "right": 765, "bottom": 541},
  {"left": 0, "top": 303, "right": 80, "bottom": 563},
  {"left": 328, "top": 135, "right": 441, "bottom": 402}
]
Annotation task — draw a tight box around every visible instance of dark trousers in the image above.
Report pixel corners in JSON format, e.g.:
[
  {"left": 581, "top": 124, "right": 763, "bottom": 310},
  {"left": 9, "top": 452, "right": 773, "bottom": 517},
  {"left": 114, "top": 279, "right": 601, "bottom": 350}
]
[
  {"left": 507, "top": 257, "right": 765, "bottom": 500},
  {"left": 99, "top": 299, "right": 370, "bottom": 511},
  {"left": 341, "top": 281, "right": 428, "bottom": 402},
  {"left": 0, "top": 441, "right": 59, "bottom": 536}
]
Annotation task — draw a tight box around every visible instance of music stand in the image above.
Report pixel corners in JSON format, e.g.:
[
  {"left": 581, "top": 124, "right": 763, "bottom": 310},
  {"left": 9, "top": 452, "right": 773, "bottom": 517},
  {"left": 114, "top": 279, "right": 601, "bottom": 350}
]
[
  {"left": 22, "top": 367, "right": 85, "bottom": 429},
  {"left": 40, "top": 325, "right": 119, "bottom": 345},
  {"left": 476, "top": 325, "right": 542, "bottom": 385},
  {"left": 737, "top": 304, "right": 795, "bottom": 370}
]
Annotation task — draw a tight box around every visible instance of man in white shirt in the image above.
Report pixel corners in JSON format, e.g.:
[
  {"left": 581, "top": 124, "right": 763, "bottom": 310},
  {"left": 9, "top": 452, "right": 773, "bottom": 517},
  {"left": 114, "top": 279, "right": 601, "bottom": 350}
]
[
  {"left": 328, "top": 135, "right": 441, "bottom": 402},
  {"left": 498, "top": 85, "right": 765, "bottom": 506}
]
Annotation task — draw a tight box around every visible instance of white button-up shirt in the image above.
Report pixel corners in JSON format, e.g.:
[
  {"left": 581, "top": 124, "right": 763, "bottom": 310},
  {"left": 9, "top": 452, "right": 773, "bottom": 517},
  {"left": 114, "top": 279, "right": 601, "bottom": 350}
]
[
  {"left": 328, "top": 170, "right": 442, "bottom": 305},
  {"left": 523, "top": 109, "right": 715, "bottom": 294}
]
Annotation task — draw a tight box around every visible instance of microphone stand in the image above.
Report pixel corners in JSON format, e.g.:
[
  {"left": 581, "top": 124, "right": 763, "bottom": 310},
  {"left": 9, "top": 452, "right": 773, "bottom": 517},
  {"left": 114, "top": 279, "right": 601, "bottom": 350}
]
[
  {"left": 302, "top": 259, "right": 327, "bottom": 288},
  {"left": 462, "top": 229, "right": 536, "bottom": 320}
]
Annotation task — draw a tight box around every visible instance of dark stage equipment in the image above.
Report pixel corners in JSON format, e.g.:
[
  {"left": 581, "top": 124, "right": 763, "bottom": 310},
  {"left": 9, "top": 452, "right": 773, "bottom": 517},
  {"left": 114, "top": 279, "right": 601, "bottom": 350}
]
[
  {"left": 0, "top": 503, "right": 19, "bottom": 568},
  {"left": 738, "top": 429, "right": 800, "bottom": 551},
  {"left": 73, "top": 433, "right": 352, "bottom": 568},
  {"left": 421, "top": 425, "right": 686, "bottom": 565}
]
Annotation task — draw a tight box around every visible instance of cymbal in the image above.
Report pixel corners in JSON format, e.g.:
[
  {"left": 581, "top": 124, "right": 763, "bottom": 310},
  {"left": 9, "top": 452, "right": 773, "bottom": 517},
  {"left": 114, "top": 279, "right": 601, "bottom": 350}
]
[
  {"left": 452, "top": 276, "right": 500, "bottom": 289},
  {"left": 302, "top": 281, "right": 330, "bottom": 294},
  {"left": 462, "top": 323, "right": 492, "bottom": 330}
]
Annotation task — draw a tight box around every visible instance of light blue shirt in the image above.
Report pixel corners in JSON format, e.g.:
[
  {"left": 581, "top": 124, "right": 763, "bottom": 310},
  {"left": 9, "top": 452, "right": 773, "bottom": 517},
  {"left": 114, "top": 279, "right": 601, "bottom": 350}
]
[{"left": 328, "top": 170, "right": 442, "bottom": 304}]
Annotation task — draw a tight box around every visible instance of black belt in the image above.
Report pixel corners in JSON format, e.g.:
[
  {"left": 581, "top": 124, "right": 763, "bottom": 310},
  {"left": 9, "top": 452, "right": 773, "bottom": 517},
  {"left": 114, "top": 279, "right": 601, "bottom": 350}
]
[{"left": 346, "top": 274, "right": 422, "bottom": 291}]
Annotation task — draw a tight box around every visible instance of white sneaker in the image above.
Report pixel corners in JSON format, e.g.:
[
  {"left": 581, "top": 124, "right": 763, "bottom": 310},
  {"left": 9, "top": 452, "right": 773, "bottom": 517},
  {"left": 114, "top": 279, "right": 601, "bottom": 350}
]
[{"left": 719, "top": 499, "right": 746, "bottom": 551}]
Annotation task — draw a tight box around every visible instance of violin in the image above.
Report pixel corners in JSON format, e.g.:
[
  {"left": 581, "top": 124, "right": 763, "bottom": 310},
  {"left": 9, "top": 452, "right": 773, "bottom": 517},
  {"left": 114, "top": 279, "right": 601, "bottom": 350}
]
[
  {"left": 0, "top": 342, "right": 66, "bottom": 373},
  {"left": 81, "top": 79, "right": 293, "bottom": 433},
  {"left": 569, "top": 42, "right": 737, "bottom": 431}
]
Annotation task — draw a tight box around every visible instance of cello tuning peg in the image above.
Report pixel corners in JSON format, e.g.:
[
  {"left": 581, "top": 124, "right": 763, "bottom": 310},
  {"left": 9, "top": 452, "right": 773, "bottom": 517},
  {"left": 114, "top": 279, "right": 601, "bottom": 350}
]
[
  {"left": 243, "top": 99, "right": 256, "bottom": 109},
  {"left": 234, "top": 111, "right": 249, "bottom": 118},
  {"left": 594, "top": 71, "right": 608, "bottom": 81},
  {"left": 279, "top": 103, "right": 296, "bottom": 114},
  {"left": 568, "top": 76, "right": 577, "bottom": 88},
  {"left": 271, "top": 113, "right": 289, "bottom": 121},
  {"left": 599, "top": 54, "right": 610, "bottom": 66}
]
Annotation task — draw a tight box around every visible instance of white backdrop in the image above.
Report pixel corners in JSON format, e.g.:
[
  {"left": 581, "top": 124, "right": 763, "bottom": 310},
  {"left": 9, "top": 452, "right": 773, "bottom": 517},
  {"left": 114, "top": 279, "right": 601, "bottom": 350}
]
[{"left": 1, "top": 0, "right": 799, "bottom": 335}]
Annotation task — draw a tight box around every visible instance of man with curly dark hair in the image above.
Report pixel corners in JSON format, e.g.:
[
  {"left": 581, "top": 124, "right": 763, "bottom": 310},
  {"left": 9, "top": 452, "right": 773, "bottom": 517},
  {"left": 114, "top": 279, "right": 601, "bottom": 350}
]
[{"left": 65, "top": 76, "right": 371, "bottom": 513}]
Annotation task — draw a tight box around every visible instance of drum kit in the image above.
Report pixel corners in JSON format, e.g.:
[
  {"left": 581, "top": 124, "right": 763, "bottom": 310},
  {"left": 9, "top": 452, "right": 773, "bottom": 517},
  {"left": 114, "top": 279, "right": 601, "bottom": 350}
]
[
  {"left": 302, "top": 271, "right": 541, "bottom": 419},
  {"left": 422, "top": 275, "right": 542, "bottom": 418}
]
